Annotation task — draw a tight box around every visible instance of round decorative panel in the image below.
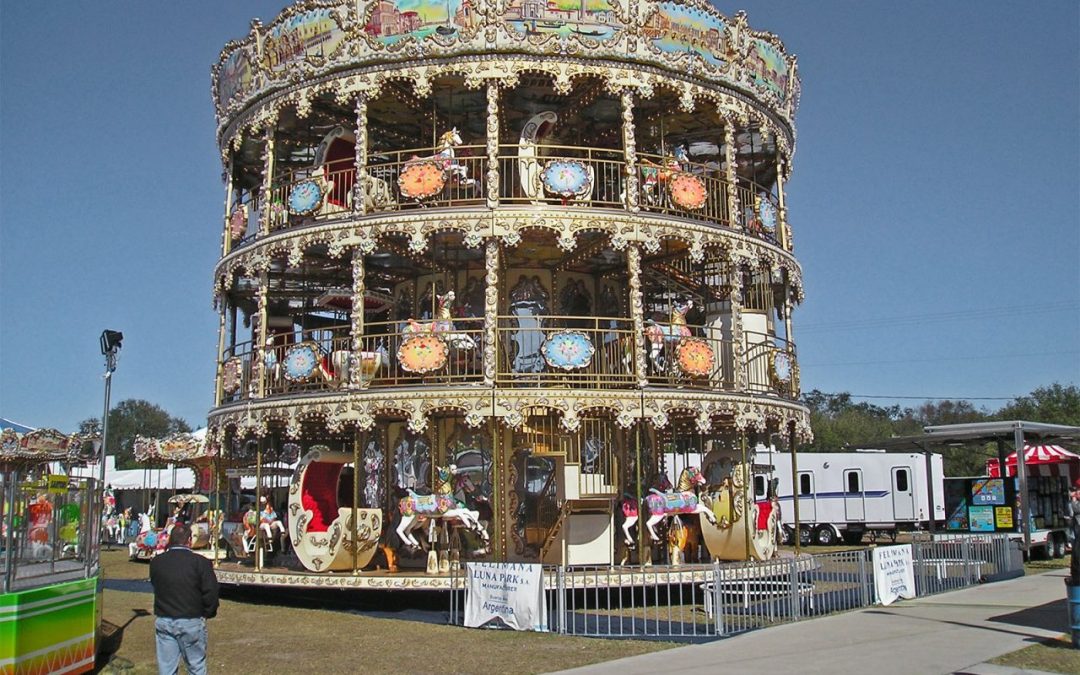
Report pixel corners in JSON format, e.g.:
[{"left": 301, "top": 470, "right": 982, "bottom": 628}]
[
  {"left": 398, "top": 160, "right": 446, "bottom": 200},
  {"left": 758, "top": 199, "right": 778, "bottom": 230},
  {"left": 222, "top": 357, "right": 243, "bottom": 394},
  {"left": 541, "top": 160, "right": 592, "bottom": 199},
  {"left": 675, "top": 338, "right": 715, "bottom": 377},
  {"left": 288, "top": 179, "right": 325, "bottom": 215},
  {"left": 282, "top": 343, "right": 320, "bottom": 382},
  {"left": 397, "top": 335, "right": 448, "bottom": 373},
  {"left": 541, "top": 330, "right": 595, "bottom": 371},
  {"left": 770, "top": 349, "right": 792, "bottom": 385},
  {"left": 228, "top": 206, "right": 247, "bottom": 240},
  {"left": 669, "top": 172, "right": 707, "bottom": 210}
]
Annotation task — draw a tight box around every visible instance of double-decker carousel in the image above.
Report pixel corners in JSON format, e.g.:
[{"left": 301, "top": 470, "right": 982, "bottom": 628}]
[{"left": 207, "top": 0, "right": 810, "bottom": 591}]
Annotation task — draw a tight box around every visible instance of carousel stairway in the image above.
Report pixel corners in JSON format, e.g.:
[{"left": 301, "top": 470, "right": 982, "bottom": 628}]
[{"left": 539, "top": 497, "right": 614, "bottom": 565}]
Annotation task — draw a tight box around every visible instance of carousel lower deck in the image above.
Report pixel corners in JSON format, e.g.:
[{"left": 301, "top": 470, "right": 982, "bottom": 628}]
[{"left": 212, "top": 552, "right": 815, "bottom": 592}]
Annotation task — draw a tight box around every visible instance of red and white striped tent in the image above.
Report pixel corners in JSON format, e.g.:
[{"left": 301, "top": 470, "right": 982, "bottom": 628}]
[{"left": 986, "top": 444, "right": 1080, "bottom": 482}]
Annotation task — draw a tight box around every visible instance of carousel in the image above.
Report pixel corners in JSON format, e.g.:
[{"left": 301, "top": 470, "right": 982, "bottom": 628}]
[{"left": 207, "top": 0, "right": 810, "bottom": 590}]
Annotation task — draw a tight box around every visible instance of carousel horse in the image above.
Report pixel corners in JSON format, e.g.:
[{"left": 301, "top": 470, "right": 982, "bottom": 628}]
[
  {"left": 129, "top": 512, "right": 169, "bottom": 560},
  {"left": 643, "top": 466, "right": 717, "bottom": 542},
  {"left": 667, "top": 515, "right": 703, "bottom": 564},
  {"left": 405, "top": 128, "right": 475, "bottom": 191},
  {"left": 618, "top": 473, "right": 673, "bottom": 548},
  {"left": 403, "top": 290, "right": 476, "bottom": 349},
  {"left": 639, "top": 145, "right": 688, "bottom": 206},
  {"left": 643, "top": 299, "right": 694, "bottom": 370},
  {"left": 396, "top": 464, "right": 489, "bottom": 550}
]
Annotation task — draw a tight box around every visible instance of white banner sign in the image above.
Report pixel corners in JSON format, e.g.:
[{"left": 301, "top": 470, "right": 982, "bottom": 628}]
[
  {"left": 464, "top": 563, "right": 548, "bottom": 631},
  {"left": 872, "top": 544, "right": 916, "bottom": 606}
]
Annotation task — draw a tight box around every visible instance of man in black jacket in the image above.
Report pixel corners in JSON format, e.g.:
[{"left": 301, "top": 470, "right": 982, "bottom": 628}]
[{"left": 149, "top": 522, "right": 219, "bottom": 675}]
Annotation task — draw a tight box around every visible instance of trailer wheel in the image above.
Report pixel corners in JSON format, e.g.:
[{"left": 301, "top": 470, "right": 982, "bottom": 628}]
[
  {"left": 815, "top": 525, "right": 838, "bottom": 546},
  {"left": 1052, "top": 535, "right": 1066, "bottom": 559},
  {"left": 799, "top": 526, "right": 813, "bottom": 546},
  {"left": 780, "top": 525, "right": 795, "bottom": 546}
]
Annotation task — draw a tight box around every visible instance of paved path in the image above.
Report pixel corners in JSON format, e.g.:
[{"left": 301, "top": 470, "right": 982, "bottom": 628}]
[{"left": 552, "top": 569, "right": 1072, "bottom": 675}]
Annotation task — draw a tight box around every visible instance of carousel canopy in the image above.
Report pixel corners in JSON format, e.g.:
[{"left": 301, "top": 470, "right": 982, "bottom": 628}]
[
  {"left": 133, "top": 429, "right": 216, "bottom": 464},
  {"left": 0, "top": 427, "right": 98, "bottom": 465},
  {"left": 986, "top": 444, "right": 1080, "bottom": 479}
]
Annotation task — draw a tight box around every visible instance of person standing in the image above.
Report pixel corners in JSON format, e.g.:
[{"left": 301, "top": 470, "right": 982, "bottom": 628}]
[{"left": 149, "top": 522, "right": 219, "bottom": 675}]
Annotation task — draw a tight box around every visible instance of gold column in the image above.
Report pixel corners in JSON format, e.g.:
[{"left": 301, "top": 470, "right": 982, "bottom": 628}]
[
  {"left": 213, "top": 299, "right": 228, "bottom": 406},
  {"left": 788, "top": 420, "right": 800, "bottom": 556},
  {"left": 254, "top": 437, "right": 263, "bottom": 572},
  {"left": 222, "top": 155, "right": 235, "bottom": 257},
  {"left": 723, "top": 119, "right": 739, "bottom": 229},
  {"left": 354, "top": 95, "right": 368, "bottom": 215},
  {"left": 783, "top": 286, "right": 797, "bottom": 398},
  {"left": 776, "top": 152, "right": 790, "bottom": 251},
  {"left": 483, "top": 239, "right": 499, "bottom": 386},
  {"left": 254, "top": 270, "right": 270, "bottom": 399},
  {"left": 627, "top": 245, "right": 648, "bottom": 388},
  {"left": 348, "top": 249, "right": 366, "bottom": 389},
  {"left": 485, "top": 83, "right": 500, "bottom": 209},
  {"left": 259, "top": 126, "right": 276, "bottom": 236},
  {"left": 730, "top": 266, "right": 746, "bottom": 392},
  {"left": 620, "top": 91, "right": 640, "bottom": 212},
  {"left": 351, "top": 427, "right": 361, "bottom": 572}
]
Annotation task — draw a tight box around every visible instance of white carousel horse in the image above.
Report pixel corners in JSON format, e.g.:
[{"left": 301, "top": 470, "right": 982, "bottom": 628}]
[
  {"left": 396, "top": 465, "right": 489, "bottom": 549},
  {"left": 403, "top": 290, "right": 476, "bottom": 349},
  {"left": 643, "top": 299, "right": 693, "bottom": 370},
  {"left": 431, "top": 127, "right": 475, "bottom": 188},
  {"left": 642, "top": 466, "right": 717, "bottom": 542},
  {"left": 618, "top": 473, "right": 672, "bottom": 547},
  {"left": 518, "top": 111, "right": 558, "bottom": 203},
  {"left": 128, "top": 512, "right": 168, "bottom": 559}
]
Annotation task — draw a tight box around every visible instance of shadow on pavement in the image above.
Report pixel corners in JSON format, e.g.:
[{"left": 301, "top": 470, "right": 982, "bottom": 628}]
[{"left": 989, "top": 598, "right": 1067, "bottom": 634}]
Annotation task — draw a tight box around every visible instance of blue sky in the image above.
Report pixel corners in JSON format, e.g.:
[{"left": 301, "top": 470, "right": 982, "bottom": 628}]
[{"left": 1, "top": 1, "right": 1077, "bottom": 432}]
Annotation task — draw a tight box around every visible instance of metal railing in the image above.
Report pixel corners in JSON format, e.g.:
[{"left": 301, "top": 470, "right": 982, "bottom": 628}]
[
  {"left": 219, "top": 319, "right": 800, "bottom": 400},
  {"left": 1, "top": 472, "right": 100, "bottom": 593},
  {"left": 235, "top": 145, "right": 784, "bottom": 248},
  {"left": 447, "top": 535, "right": 1023, "bottom": 640}
]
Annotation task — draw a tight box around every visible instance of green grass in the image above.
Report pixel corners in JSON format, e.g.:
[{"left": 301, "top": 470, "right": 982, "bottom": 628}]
[
  {"left": 97, "top": 550, "right": 675, "bottom": 674},
  {"left": 989, "top": 634, "right": 1080, "bottom": 674}
]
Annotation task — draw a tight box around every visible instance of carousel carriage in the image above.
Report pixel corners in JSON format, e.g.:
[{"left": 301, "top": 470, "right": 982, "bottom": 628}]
[{"left": 288, "top": 447, "right": 383, "bottom": 572}]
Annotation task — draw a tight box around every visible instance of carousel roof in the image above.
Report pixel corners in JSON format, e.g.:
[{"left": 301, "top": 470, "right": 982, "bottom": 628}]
[
  {"left": 133, "top": 429, "right": 217, "bottom": 464},
  {"left": 213, "top": 0, "right": 799, "bottom": 141},
  {"left": 0, "top": 427, "right": 98, "bottom": 465}
]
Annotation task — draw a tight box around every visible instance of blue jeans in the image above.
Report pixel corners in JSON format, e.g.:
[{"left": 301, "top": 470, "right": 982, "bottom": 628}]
[{"left": 155, "top": 617, "right": 207, "bottom": 675}]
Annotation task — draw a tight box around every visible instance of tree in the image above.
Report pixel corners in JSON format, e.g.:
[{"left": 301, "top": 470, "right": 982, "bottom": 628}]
[
  {"left": 79, "top": 399, "right": 192, "bottom": 469},
  {"left": 995, "top": 383, "right": 1080, "bottom": 426}
]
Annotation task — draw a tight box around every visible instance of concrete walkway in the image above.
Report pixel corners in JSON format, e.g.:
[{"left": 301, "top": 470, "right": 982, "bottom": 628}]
[{"left": 552, "top": 569, "right": 1072, "bottom": 675}]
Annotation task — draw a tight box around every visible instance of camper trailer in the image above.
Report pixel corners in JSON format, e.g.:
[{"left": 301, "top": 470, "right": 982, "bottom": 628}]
[{"left": 764, "top": 449, "right": 946, "bottom": 545}]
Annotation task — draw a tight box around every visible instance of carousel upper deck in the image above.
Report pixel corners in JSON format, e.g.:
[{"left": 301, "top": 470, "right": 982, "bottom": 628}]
[{"left": 206, "top": 0, "right": 809, "bottom": 442}]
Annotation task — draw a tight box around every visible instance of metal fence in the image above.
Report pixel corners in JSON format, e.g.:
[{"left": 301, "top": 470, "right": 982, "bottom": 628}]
[{"left": 448, "top": 534, "right": 1023, "bottom": 640}]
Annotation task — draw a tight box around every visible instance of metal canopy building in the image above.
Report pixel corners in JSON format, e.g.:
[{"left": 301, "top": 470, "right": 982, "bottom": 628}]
[{"left": 874, "top": 421, "right": 1080, "bottom": 551}]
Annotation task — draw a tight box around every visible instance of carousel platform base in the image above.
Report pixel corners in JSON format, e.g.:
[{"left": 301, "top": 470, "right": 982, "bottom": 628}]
[{"left": 213, "top": 552, "right": 815, "bottom": 592}]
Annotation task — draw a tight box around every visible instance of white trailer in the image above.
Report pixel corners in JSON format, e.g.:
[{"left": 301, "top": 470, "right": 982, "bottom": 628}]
[{"left": 761, "top": 449, "right": 946, "bottom": 546}]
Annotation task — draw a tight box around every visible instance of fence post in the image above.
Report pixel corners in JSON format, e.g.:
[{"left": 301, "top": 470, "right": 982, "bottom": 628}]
[
  {"left": 859, "top": 550, "right": 871, "bottom": 607},
  {"left": 963, "top": 536, "right": 972, "bottom": 588},
  {"left": 788, "top": 556, "right": 800, "bottom": 620},
  {"left": 557, "top": 565, "right": 567, "bottom": 635},
  {"left": 712, "top": 559, "right": 724, "bottom": 636}
]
